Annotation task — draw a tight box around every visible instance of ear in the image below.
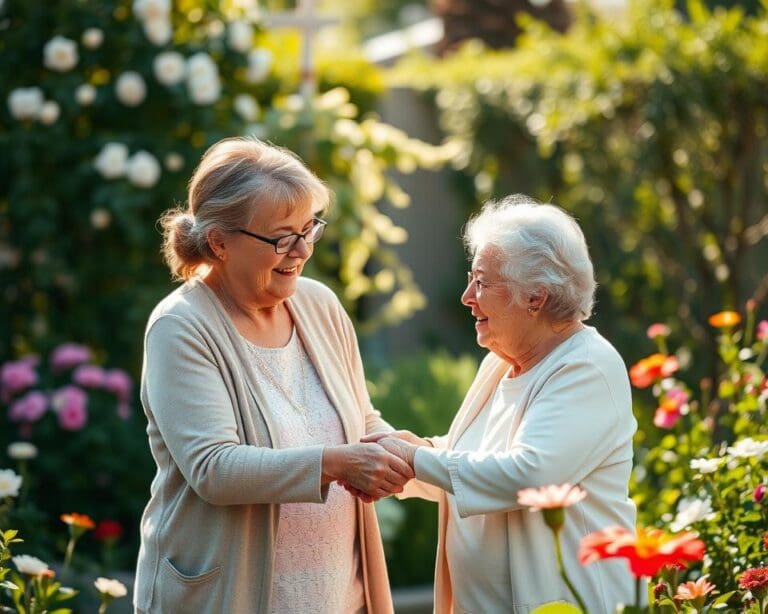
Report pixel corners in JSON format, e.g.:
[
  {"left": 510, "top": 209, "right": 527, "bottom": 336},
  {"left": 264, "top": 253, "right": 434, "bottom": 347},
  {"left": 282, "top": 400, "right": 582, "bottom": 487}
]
[
  {"left": 528, "top": 290, "right": 548, "bottom": 312},
  {"left": 207, "top": 228, "right": 228, "bottom": 261}
]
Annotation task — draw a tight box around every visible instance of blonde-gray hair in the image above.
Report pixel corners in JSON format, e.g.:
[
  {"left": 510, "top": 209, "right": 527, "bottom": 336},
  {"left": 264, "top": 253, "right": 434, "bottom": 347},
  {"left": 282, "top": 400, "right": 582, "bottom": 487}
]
[
  {"left": 464, "top": 194, "right": 596, "bottom": 321},
  {"left": 160, "top": 136, "right": 331, "bottom": 281}
]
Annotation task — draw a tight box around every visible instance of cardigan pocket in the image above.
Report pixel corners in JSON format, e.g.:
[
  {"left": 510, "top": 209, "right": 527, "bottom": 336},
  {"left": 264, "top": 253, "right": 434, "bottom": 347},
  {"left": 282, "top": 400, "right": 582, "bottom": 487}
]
[{"left": 157, "top": 557, "right": 222, "bottom": 612}]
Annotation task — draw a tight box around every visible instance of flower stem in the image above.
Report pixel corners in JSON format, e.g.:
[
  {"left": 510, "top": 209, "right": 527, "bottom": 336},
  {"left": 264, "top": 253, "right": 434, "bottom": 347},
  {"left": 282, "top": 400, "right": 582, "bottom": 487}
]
[
  {"left": 61, "top": 536, "right": 76, "bottom": 581},
  {"left": 553, "top": 528, "right": 589, "bottom": 613}
]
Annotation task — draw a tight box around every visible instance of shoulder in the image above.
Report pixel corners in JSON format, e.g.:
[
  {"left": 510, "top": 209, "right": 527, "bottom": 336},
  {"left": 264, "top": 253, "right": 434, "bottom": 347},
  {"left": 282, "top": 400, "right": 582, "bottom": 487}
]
[{"left": 145, "top": 280, "right": 216, "bottom": 336}]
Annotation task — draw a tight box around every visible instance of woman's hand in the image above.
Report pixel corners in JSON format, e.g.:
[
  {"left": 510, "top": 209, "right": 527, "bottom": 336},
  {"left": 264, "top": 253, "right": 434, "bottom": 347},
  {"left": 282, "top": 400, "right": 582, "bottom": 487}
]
[
  {"left": 376, "top": 436, "right": 418, "bottom": 467},
  {"left": 322, "top": 443, "right": 414, "bottom": 499},
  {"left": 361, "top": 429, "right": 432, "bottom": 448}
]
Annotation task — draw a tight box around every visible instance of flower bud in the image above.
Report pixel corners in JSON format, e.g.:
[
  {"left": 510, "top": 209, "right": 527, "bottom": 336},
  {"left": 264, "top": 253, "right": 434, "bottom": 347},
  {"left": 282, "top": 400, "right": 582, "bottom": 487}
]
[{"left": 755, "top": 484, "right": 766, "bottom": 504}]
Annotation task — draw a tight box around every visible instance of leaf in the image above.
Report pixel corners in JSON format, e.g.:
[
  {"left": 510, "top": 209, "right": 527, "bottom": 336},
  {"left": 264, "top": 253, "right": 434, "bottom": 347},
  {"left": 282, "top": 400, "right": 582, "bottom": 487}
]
[
  {"left": 710, "top": 591, "right": 737, "bottom": 607},
  {"left": 531, "top": 603, "right": 584, "bottom": 614}
]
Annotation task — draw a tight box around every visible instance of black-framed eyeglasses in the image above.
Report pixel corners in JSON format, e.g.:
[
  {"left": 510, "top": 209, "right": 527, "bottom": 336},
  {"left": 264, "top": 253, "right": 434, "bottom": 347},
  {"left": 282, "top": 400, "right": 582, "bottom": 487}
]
[{"left": 237, "top": 218, "right": 327, "bottom": 254}]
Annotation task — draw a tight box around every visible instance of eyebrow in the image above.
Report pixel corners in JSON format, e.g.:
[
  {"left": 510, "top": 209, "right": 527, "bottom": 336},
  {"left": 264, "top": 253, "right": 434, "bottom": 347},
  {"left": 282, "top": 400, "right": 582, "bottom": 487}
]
[{"left": 267, "top": 217, "right": 316, "bottom": 234}]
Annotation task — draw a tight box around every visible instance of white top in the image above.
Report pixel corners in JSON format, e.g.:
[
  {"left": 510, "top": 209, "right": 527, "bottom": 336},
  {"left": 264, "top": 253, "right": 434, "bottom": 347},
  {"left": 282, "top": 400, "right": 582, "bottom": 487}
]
[
  {"left": 445, "top": 371, "right": 540, "bottom": 613},
  {"left": 244, "top": 329, "right": 365, "bottom": 614},
  {"left": 408, "top": 327, "right": 639, "bottom": 612}
]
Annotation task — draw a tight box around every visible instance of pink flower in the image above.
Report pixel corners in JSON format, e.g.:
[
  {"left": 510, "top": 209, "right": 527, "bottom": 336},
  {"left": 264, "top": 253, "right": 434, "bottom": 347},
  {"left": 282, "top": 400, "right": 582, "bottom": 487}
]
[
  {"left": 647, "top": 323, "right": 671, "bottom": 339},
  {"left": 9, "top": 390, "right": 48, "bottom": 422},
  {"left": 755, "top": 484, "right": 766, "bottom": 504},
  {"left": 653, "top": 387, "right": 689, "bottom": 429},
  {"left": 758, "top": 320, "right": 768, "bottom": 342},
  {"left": 101, "top": 369, "right": 132, "bottom": 402},
  {"left": 72, "top": 364, "right": 105, "bottom": 388},
  {"left": 52, "top": 385, "right": 88, "bottom": 431},
  {"left": 116, "top": 402, "right": 132, "bottom": 420},
  {"left": 517, "top": 483, "right": 587, "bottom": 511},
  {"left": 675, "top": 576, "right": 716, "bottom": 604},
  {"left": 1, "top": 359, "right": 39, "bottom": 401},
  {"left": 50, "top": 343, "right": 92, "bottom": 372}
]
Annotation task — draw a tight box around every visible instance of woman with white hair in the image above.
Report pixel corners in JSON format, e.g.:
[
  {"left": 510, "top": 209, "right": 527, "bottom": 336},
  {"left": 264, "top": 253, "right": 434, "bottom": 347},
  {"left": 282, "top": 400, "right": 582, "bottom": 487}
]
[{"left": 364, "top": 195, "right": 638, "bottom": 612}]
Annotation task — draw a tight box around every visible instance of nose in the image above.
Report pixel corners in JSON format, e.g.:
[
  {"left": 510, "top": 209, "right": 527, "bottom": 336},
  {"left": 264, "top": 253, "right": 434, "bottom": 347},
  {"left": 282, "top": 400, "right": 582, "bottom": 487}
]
[
  {"left": 288, "top": 236, "right": 313, "bottom": 259},
  {"left": 461, "top": 278, "right": 476, "bottom": 308}
]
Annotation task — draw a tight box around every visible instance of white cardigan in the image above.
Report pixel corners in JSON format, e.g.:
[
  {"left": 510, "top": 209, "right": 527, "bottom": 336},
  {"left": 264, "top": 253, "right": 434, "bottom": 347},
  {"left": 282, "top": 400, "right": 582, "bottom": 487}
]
[{"left": 402, "top": 327, "right": 639, "bottom": 613}]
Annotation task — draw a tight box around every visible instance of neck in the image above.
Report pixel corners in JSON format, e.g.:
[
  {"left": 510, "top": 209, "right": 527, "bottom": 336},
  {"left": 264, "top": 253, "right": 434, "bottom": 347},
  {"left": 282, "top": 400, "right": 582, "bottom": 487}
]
[
  {"left": 206, "top": 271, "right": 284, "bottom": 325},
  {"left": 503, "top": 320, "right": 584, "bottom": 377}
]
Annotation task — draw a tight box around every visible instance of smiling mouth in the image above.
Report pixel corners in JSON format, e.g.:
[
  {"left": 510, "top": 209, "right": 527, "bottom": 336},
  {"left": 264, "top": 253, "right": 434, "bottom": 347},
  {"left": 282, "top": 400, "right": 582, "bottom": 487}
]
[{"left": 275, "top": 266, "right": 298, "bottom": 276}]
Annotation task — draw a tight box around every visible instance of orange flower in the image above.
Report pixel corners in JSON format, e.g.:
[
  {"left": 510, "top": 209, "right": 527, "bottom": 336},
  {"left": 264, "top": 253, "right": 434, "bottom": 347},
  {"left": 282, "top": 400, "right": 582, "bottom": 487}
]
[
  {"left": 60, "top": 512, "right": 95, "bottom": 530},
  {"left": 707, "top": 311, "right": 741, "bottom": 328},
  {"left": 578, "top": 526, "right": 705, "bottom": 578},
  {"left": 675, "top": 576, "right": 716, "bottom": 604},
  {"left": 629, "top": 354, "right": 679, "bottom": 388}
]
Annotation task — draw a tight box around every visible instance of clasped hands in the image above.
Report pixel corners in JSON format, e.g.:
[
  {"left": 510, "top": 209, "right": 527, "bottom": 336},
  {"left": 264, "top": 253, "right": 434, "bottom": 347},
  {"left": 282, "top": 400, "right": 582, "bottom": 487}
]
[{"left": 324, "top": 431, "right": 429, "bottom": 503}]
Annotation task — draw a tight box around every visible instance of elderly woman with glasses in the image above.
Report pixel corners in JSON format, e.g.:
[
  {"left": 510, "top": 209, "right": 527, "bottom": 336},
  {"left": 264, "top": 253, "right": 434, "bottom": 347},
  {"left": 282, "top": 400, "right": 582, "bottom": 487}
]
[
  {"left": 134, "top": 137, "right": 412, "bottom": 614},
  {"left": 364, "top": 195, "right": 638, "bottom": 613}
]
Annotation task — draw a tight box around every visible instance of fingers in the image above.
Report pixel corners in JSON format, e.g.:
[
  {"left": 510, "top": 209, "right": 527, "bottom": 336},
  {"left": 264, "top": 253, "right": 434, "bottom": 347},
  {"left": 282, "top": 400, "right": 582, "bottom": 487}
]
[{"left": 360, "top": 432, "right": 389, "bottom": 443}]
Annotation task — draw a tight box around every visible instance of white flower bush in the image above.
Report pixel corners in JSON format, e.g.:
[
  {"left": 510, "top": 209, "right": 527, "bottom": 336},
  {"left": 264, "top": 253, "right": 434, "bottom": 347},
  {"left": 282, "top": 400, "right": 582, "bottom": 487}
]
[
  {"left": 39, "top": 100, "right": 60, "bottom": 125},
  {"left": 43, "top": 35, "right": 78, "bottom": 72},
  {"left": 81, "top": 27, "right": 103, "bottom": 49},
  {"left": 186, "top": 52, "right": 221, "bottom": 105},
  {"left": 234, "top": 93, "right": 260, "bottom": 122},
  {"left": 94, "top": 143, "right": 129, "bottom": 179},
  {"left": 0, "top": 468, "right": 22, "bottom": 497},
  {"left": 228, "top": 20, "right": 253, "bottom": 53},
  {"left": 7, "top": 87, "right": 44, "bottom": 120},
  {"left": 127, "top": 150, "right": 161, "bottom": 188},
  {"left": 75, "top": 83, "right": 97, "bottom": 105},
  {"left": 247, "top": 48, "right": 273, "bottom": 83},
  {"left": 115, "top": 71, "right": 147, "bottom": 107},
  {"left": 7, "top": 441, "right": 38, "bottom": 460},
  {"left": 153, "top": 51, "right": 186, "bottom": 86},
  {"left": 94, "top": 576, "right": 128, "bottom": 598}
]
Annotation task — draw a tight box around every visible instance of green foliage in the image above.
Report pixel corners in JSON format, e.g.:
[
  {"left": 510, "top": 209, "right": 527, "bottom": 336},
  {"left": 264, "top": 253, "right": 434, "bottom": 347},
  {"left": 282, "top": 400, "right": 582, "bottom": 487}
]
[
  {"left": 392, "top": 0, "right": 768, "bottom": 370},
  {"left": 0, "top": 0, "right": 453, "bottom": 370},
  {"left": 366, "top": 350, "right": 478, "bottom": 586}
]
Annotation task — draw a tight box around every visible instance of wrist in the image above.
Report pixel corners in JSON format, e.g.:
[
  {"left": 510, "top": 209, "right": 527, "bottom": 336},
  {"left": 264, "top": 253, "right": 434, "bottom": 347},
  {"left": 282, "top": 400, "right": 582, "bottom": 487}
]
[{"left": 321, "top": 445, "right": 345, "bottom": 485}]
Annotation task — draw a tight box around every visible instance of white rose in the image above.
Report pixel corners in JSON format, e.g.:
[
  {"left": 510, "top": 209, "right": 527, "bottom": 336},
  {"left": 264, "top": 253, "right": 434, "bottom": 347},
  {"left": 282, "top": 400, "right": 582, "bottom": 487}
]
[
  {"left": 12, "top": 555, "right": 49, "bottom": 576},
  {"left": 94, "top": 577, "right": 128, "bottom": 598},
  {"left": 90, "top": 208, "right": 112, "bottom": 229},
  {"left": 133, "top": 0, "right": 170, "bottom": 20},
  {"left": 186, "top": 53, "right": 220, "bottom": 105},
  {"left": 689, "top": 457, "right": 722, "bottom": 474},
  {"left": 115, "top": 71, "right": 147, "bottom": 107},
  {"left": 143, "top": 16, "right": 172, "bottom": 46},
  {"left": 0, "top": 468, "right": 22, "bottom": 497},
  {"left": 228, "top": 20, "right": 253, "bottom": 53},
  {"left": 234, "top": 94, "right": 260, "bottom": 122},
  {"left": 246, "top": 48, "right": 272, "bottom": 83},
  {"left": 669, "top": 497, "right": 715, "bottom": 532},
  {"left": 727, "top": 437, "right": 768, "bottom": 459},
  {"left": 94, "top": 142, "right": 129, "bottom": 179},
  {"left": 153, "top": 51, "right": 185, "bottom": 86},
  {"left": 7, "top": 87, "right": 44, "bottom": 120},
  {"left": 75, "top": 84, "right": 97, "bottom": 106},
  {"left": 81, "top": 28, "right": 104, "bottom": 49},
  {"left": 39, "top": 101, "right": 60, "bottom": 125},
  {"left": 164, "top": 152, "right": 184, "bottom": 171},
  {"left": 43, "top": 36, "right": 78, "bottom": 72},
  {"left": 7, "top": 442, "right": 38, "bottom": 460},
  {"left": 127, "top": 150, "right": 161, "bottom": 188}
]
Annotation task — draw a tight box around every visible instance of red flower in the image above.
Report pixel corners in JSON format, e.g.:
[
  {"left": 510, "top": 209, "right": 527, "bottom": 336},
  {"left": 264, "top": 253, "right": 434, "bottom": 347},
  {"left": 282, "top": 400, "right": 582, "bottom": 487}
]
[
  {"left": 630, "top": 354, "right": 679, "bottom": 388},
  {"left": 578, "top": 526, "right": 705, "bottom": 578},
  {"left": 94, "top": 519, "right": 124, "bottom": 542},
  {"left": 739, "top": 567, "right": 768, "bottom": 600}
]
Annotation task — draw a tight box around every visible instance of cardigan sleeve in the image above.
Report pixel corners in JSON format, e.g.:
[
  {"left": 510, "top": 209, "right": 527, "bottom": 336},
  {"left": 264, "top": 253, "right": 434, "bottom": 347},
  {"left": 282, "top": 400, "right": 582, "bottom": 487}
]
[
  {"left": 413, "top": 360, "right": 631, "bottom": 517},
  {"left": 143, "top": 314, "right": 327, "bottom": 506}
]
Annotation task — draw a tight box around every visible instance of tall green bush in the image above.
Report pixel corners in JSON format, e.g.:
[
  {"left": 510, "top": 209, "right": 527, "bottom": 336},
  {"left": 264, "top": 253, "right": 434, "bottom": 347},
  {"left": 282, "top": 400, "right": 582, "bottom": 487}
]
[
  {"left": 0, "top": 0, "right": 455, "bottom": 369},
  {"left": 393, "top": 0, "right": 768, "bottom": 369}
]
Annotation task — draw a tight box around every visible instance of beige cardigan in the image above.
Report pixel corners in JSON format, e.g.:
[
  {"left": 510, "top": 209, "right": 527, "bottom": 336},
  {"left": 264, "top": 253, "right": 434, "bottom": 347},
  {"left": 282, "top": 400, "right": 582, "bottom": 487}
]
[
  {"left": 134, "top": 277, "right": 393, "bottom": 613},
  {"left": 403, "top": 328, "right": 638, "bottom": 613}
]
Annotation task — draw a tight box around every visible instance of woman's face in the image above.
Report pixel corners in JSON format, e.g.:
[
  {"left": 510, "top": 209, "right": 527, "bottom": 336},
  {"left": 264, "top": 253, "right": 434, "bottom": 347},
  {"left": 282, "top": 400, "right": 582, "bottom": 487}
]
[
  {"left": 223, "top": 198, "right": 316, "bottom": 307},
  {"left": 461, "top": 247, "right": 531, "bottom": 359}
]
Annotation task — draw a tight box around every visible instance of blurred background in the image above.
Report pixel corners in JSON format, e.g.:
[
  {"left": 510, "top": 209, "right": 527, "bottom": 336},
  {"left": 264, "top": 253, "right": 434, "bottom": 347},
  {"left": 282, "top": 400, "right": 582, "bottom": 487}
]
[{"left": 1, "top": 0, "right": 767, "bottom": 610}]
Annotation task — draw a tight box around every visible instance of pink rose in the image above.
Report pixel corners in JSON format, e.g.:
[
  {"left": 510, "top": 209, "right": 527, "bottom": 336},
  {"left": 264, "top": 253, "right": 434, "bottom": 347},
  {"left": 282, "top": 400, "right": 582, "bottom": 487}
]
[
  {"left": 654, "top": 406, "right": 682, "bottom": 429},
  {"left": 52, "top": 385, "right": 88, "bottom": 431},
  {"left": 50, "top": 343, "right": 92, "bottom": 372},
  {"left": 1, "top": 359, "right": 39, "bottom": 401},
  {"left": 9, "top": 390, "right": 48, "bottom": 422},
  {"left": 755, "top": 484, "right": 766, "bottom": 504},
  {"left": 102, "top": 369, "right": 132, "bottom": 402},
  {"left": 73, "top": 364, "right": 105, "bottom": 388}
]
